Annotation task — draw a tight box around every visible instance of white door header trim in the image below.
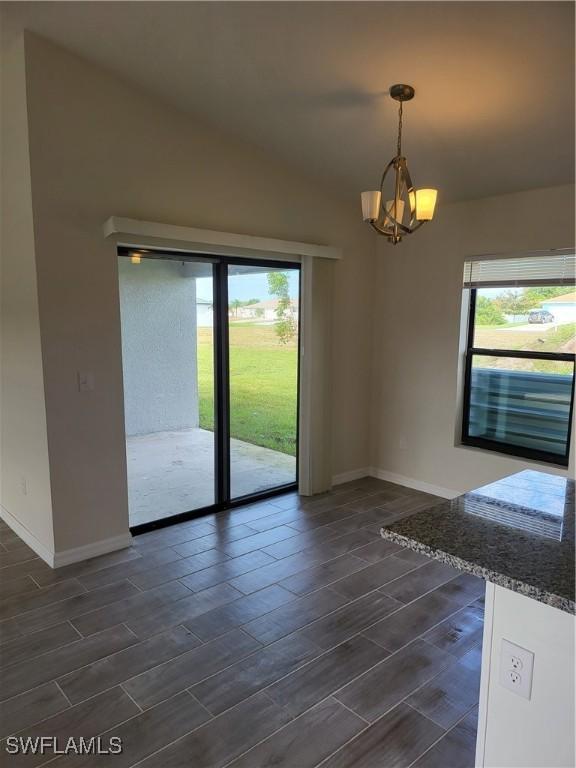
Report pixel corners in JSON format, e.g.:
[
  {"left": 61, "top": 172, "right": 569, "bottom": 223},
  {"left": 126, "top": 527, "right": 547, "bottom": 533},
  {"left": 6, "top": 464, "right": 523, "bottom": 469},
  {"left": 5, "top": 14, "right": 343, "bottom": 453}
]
[{"left": 103, "top": 217, "right": 342, "bottom": 261}]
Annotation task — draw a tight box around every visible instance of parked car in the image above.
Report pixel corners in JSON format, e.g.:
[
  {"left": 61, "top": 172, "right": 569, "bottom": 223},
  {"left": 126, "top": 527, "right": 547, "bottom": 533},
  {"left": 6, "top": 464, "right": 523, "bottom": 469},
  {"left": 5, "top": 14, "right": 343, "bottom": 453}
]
[{"left": 528, "top": 309, "right": 555, "bottom": 324}]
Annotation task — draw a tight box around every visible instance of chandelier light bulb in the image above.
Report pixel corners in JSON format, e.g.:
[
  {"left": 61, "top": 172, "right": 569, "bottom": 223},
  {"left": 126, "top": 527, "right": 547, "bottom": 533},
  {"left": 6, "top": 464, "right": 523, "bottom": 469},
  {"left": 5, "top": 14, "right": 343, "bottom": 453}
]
[
  {"left": 414, "top": 189, "right": 438, "bottom": 221},
  {"left": 361, "top": 191, "right": 381, "bottom": 222}
]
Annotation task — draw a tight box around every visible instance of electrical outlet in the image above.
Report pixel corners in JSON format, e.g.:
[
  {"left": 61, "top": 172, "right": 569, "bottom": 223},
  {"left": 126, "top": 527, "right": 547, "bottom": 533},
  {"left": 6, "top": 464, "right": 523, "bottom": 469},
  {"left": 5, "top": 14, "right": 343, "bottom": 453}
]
[
  {"left": 500, "top": 639, "right": 534, "bottom": 700},
  {"left": 508, "top": 670, "right": 521, "bottom": 686},
  {"left": 510, "top": 655, "right": 523, "bottom": 671}
]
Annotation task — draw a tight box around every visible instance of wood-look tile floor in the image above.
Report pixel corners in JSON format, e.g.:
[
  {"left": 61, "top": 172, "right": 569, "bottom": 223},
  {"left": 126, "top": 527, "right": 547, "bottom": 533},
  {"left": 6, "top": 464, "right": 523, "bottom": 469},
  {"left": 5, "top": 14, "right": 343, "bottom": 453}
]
[{"left": 0, "top": 478, "right": 484, "bottom": 767}]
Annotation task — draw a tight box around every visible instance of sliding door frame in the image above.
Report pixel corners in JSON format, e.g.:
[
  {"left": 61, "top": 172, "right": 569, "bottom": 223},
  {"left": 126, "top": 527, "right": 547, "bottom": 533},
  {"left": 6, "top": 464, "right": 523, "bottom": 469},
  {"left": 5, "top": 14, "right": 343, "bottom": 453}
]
[
  {"left": 222, "top": 255, "right": 301, "bottom": 508},
  {"left": 118, "top": 246, "right": 300, "bottom": 534},
  {"left": 214, "top": 259, "right": 231, "bottom": 506}
]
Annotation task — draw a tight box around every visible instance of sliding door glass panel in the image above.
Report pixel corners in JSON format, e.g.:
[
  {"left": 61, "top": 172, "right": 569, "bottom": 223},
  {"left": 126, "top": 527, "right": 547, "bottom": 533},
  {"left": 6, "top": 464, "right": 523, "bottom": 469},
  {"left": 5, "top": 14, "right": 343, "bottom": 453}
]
[
  {"left": 227, "top": 264, "right": 299, "bottom": 499},
  {"left": 118, "top": 255, "right": 215, "bottom": 526},
  {"left": 468, "top": 355, "right": 574, "bottom": 457}
]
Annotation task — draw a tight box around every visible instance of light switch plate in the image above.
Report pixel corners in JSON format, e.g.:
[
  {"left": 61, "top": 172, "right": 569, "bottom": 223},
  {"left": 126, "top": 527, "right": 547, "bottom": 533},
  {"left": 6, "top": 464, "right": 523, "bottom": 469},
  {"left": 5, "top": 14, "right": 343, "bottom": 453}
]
[
  {"left": 77, "top": 371, "right": 95, "bottom": 392},
  {"left": 499, "top": 638, "right": 534, "bottom": 700}
]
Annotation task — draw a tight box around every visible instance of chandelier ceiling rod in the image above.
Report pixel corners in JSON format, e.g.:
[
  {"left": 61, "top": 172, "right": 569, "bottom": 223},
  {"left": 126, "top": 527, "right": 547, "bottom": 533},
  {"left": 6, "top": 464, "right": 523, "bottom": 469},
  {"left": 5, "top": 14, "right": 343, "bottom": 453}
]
[{"left": 396, "top": 100, "right": 403, "bottom": 157}]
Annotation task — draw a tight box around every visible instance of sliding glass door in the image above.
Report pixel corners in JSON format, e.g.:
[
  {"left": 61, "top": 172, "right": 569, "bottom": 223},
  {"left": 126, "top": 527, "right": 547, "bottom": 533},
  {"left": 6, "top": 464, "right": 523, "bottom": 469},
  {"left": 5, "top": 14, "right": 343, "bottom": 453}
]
[
  {"left": 117, "top": 253, "right": 216, "bottom": 527},
  {"left": 118, "top": 249, "right": 299, "bottom": 530},
  {"left": 228, "top": 264, "right": 299, "bottom": 499}
]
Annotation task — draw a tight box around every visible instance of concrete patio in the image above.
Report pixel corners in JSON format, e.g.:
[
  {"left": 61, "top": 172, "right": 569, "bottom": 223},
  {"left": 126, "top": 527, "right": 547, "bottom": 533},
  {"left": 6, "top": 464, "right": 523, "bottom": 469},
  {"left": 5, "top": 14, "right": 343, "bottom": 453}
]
[{"left": 126, "top": 428, "right": 296, "bottom": 526}]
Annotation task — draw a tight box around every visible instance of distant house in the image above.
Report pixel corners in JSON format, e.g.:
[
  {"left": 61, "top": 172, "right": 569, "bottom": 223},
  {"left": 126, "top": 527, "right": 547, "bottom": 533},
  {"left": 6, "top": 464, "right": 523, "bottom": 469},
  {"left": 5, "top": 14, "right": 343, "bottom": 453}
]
[
  {"left": 541, "top": 291, "right": 576, "bottom": 324},
  {"left": 197, "top": 297, "right": 214, "bottom": 327},
  {"left": 235, "top": 298, "right": 299, "bottom": 322}
]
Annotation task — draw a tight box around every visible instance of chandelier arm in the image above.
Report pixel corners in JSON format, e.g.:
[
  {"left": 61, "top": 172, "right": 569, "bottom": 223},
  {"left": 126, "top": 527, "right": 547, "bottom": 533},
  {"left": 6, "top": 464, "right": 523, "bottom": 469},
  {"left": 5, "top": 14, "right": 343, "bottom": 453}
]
[
  {"left": 372, "top": 217, "right": 412, "bottom": 236},
  {"left": 370, "top": 219, "right": 427, "bottom": 237},
  {"left": 376, "top": 157, "right": 409, "bottom": 233},
  {"left": 369, "top": 221, "right": 410, "bottom": 237},
  {"left": 378, "top": 157, "right": 396, "bottom": 193},
  {"left": 369, "top": 221, "right": 393, "bottom": 236},
  {"left": 398, "top": 157, "right": 412, "bottom": 189},
  {"left": 377, "top": 157, "right": 411, "bottom": 233},
  {"left": 390, "top": 219, "right": 412, "bottom": 234},
  {"left": 397, "top": 157, "right": 417, "bottom": 227},
  {"left": 393, "top": 161, "right": 400, "bottom": 241}
]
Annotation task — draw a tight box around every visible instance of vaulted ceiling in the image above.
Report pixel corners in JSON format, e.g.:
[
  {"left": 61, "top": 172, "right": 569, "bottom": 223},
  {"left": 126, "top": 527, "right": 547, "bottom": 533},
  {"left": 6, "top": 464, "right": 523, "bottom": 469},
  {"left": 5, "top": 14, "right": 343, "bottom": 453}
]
[{"left": 5, "top": 1, "right": 575, "bottom": 202}]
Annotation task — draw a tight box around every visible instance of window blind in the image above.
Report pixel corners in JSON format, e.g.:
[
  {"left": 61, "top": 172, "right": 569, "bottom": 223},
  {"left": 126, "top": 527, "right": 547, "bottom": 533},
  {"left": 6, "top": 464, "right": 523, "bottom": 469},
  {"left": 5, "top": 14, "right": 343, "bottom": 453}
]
[{"left": 463, "top": 251, "right": 576, "bottom": 288}]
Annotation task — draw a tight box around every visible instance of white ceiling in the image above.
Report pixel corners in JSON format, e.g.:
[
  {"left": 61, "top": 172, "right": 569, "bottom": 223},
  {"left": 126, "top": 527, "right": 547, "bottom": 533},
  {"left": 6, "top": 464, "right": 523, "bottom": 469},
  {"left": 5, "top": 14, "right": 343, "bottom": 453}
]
[{"left": 5, "top": 1, "right": 575, "bottom": 202}]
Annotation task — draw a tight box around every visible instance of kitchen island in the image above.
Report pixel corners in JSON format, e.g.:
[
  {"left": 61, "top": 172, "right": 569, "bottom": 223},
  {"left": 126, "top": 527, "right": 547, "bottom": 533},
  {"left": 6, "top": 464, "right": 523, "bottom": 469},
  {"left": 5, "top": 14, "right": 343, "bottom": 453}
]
[{"left": 380, "top": 470, "right": 575, "bottom": 768}]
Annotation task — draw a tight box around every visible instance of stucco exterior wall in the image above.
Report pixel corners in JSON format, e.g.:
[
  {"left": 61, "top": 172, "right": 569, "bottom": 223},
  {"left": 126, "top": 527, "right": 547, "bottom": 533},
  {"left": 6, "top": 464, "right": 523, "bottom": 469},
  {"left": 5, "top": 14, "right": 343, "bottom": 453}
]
[{"left": 118, "top": 257, "right": 199, "bottom": 436}]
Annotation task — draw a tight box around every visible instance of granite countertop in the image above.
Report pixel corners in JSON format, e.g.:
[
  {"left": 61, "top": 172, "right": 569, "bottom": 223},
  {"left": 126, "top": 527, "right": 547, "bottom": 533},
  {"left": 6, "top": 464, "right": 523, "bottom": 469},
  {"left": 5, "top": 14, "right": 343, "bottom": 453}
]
[{"left": 380, "top": 470, "right": 575, "bottom": 613}]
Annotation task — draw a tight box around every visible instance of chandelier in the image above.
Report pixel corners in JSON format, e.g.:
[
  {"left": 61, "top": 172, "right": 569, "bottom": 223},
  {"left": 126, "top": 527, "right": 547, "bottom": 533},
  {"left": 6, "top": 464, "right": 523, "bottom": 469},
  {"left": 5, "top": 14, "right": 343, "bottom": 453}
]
[{"left": 361, "top": 84, "right": 437, "bottom": 244}]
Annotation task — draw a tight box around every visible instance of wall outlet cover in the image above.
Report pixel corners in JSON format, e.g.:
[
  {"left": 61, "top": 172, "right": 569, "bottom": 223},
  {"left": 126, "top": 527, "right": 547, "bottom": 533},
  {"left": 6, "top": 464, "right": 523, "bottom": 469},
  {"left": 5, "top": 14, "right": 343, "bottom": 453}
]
[{"left": 499, "top": 638, "right": 534, "bottom": 700}]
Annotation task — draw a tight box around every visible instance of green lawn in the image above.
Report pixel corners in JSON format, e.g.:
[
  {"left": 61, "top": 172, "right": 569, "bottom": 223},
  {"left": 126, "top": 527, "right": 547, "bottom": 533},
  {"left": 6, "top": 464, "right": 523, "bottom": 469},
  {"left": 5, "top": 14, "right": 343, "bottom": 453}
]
[
  {"left": 475, "top": 322, "right": 576, "bottom": 374},
  {"left": 197, "top": 323, "right": 298, "bottom": 455}
]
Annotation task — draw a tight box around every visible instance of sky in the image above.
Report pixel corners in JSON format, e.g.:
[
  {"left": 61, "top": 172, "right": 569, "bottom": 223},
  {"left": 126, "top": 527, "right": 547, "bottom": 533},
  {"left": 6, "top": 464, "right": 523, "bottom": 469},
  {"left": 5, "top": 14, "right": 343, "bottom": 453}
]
[
  {"left": 196, "top": 269, "right": 299, "bottom": 303},
  {"left": 480, "top": 287, "right": 522, "bottom": 299}
]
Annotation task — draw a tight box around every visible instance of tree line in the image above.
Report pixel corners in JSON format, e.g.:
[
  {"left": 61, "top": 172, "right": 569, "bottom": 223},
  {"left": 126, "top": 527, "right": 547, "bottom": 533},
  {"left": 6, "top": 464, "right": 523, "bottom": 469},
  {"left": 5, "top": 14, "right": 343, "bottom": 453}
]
[{"left": 476, "top": 286, "right": 568, "bottom": 325}]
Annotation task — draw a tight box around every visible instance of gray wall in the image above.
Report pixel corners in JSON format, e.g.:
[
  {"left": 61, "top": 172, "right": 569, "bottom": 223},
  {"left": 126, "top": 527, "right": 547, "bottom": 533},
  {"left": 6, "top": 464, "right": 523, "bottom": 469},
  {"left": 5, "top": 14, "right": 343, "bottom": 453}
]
[
  {"left": 370, "top": 184, "right": 575, "bottom": 494},
  {"left": 118, "top": 258, "right": 199, "bottom": 436},
  {"left": 0, "top": 18, "right": 54, "bottom": 552}
]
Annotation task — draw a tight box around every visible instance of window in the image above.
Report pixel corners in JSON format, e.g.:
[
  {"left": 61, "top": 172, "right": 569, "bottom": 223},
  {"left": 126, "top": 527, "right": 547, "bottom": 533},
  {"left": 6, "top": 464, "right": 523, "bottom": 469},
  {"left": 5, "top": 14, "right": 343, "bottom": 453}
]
[{"left": 461, "top": 252, "right": 576, "bottom": 466}]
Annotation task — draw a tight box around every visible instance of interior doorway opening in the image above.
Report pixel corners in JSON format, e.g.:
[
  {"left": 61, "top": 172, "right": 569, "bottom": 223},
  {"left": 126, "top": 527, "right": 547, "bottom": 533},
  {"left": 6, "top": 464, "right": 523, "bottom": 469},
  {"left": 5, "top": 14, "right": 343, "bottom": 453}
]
[{"left": 117, "top": 247, "right": 300, "bottom": 531}]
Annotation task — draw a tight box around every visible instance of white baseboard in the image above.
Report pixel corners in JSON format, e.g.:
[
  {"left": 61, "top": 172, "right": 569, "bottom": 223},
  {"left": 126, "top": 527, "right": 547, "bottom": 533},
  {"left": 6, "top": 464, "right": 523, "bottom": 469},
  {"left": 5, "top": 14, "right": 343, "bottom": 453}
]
[
  {"left": 53, "top": 533, "right": 133, "bottom": 568},
  {"left": 332, "top": 466, "right": 459, "bottom": 498},
  {"left": 0, "top": 504, "right": 133, "bottom": 568},
  {"left": 332, "top": 468, "right": 371, "bottom": 486},
  {"left": 369, "top": 467, "right": 459, "bottom": 499},
  {"left": 0, "top": 504, "right": 55, "bottom": 567}
]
